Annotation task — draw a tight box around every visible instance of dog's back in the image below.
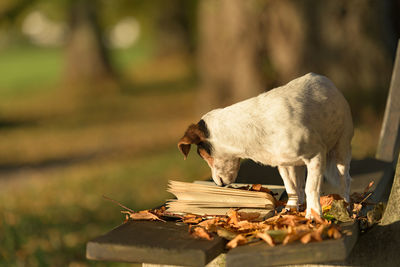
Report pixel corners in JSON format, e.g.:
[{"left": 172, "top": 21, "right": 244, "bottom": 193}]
[{"left": 203, "top": 72, "right": 353, "bottom": 167}]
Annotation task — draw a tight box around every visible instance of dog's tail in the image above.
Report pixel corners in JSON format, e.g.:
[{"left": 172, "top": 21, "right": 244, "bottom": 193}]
[{"left": 324, "top": 151, "right": 340, "bottom": 188}]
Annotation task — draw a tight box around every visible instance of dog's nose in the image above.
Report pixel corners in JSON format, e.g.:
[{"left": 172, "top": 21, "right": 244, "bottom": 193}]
[{"left": 215, "top": 176, "right": 225, "bottom": 186}]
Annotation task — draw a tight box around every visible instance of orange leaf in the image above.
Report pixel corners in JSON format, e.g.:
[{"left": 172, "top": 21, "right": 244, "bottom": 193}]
[
  {"left": 226, "top": 234, "right": 247, "bottom": 249},
  {"left": 257, "top": 232, "right": 275, "bottom": 246},
  {"left": 327, "top": 225, "right": 342, "bottom": 239},
  {"left": 227, "top": 209, "right": 240, "bottom": 226},
  {"left": 183, "top": 215, "right": 203, "bottom": 224},
  {"left": 320, "top": 194, "right": 343, "bottom": 209},
  {"left": 198, "top": 218, "right": 216, "bottom": 230},
  {"left": 191, "top": 226, "right": 213, "bottom": 240},
  {"left": 311, "top": 209, "right": 327, "bottom": 225},
  {"left": 251, "top": 184, "right": 262, "bottom": 191},
  {"left": 310, "top": 225, "right": 325, "bottom": 242},
  {"left": 122, "top": 210, "right": 165, "bottom": 222},
  {"left": 300, "top": 233, "right": 312, "bottom": 244}
]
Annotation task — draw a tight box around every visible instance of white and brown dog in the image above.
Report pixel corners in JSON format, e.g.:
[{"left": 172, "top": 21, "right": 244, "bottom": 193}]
[{"left": 178, "top": 73, "right": 353, "bottom": 218}]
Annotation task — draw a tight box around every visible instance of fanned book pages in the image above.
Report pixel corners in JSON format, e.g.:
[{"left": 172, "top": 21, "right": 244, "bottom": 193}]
[{"left": 166, "top": 180, "right": 283, "bottom": 218}]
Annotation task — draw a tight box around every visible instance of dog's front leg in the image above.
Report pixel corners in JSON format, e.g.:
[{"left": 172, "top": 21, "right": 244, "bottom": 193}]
[
  {"left": 278, "top": 166, "right": 305, "bottom": 210},
  {"left": 304, "top": 153, "right": 325, "bottom": 219}
]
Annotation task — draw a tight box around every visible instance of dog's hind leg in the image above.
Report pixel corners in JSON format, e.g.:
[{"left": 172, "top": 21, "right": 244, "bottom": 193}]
[
  {"left": 278, "top": 166, "right": 306, "bottom": 210},
  {"left": 294, "top": 165, "right": 306, "bottom": 206},
  {"left": 334, "top": 138, "right": 352, "bottom": 203},
  {"left": 305, "top": 152, "right": 326, "bottom": 219}
]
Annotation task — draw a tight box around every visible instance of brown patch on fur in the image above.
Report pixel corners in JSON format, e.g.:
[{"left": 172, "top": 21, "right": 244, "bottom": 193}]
[
  {"left": 178, "top": 123, "right": 207, "bottom": 159},
  {"left": 198, "top": 147, "right": 214, "bottom": 167}
]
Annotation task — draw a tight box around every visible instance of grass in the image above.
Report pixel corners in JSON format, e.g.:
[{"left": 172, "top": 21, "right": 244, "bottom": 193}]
[
  {"left": 0, "top": 43, "right": 209, "bottom": 266},
  {"left": 0, "top": 145, "right": 209, "bottom": 267},
  {"left": 0, "top": 45, "right": 62, "bottom": 98}
]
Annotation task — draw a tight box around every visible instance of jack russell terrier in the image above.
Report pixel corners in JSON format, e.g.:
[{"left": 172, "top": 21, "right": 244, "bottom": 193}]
[{"left": 178, "top": 73, "right": 353, "bottom": 218}]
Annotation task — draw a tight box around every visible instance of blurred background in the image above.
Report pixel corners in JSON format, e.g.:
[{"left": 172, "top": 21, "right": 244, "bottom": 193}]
[{"left": 0, "top": 0, "right": 399, "bottom": 266}]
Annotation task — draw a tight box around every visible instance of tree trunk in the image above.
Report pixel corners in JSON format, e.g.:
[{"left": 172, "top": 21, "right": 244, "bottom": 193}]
[
  {"left": 197, "top": 0, "right": 264, "bottom": 112},
  {"left": 64, "top": 0, "right": 117, "bottom": 94}
]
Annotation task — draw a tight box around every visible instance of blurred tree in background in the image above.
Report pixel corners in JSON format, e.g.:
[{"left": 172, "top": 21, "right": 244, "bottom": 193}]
[
  {"left": 64, "top": 0, "right": 116, "bottom": 92},
  {"left": 197, "top": 0, "right": 400, "bottom": 119}
]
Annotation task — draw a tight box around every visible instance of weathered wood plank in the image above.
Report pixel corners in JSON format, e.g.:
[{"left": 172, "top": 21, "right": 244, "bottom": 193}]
[
  {"left": 376, "top": 39, "right": 400, "bottom": 162},
  {"left": 226, "top": 222, "right": 358, "bottom": 267},
  {"left": 86, "top": 220, "right": 226, "bottom": 267}
]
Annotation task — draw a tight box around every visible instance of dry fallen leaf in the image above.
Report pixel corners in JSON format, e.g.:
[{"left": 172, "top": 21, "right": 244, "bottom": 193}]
[
  {"left": 183, "top": 214, "right": 203, "bottom": 224},
  {"left": 300, "top": 232, "right": 312, "bottom": 244},
  {"left": 257, "top": 232, "right": 275, "bottom": 246},
  {"left": 227, "top": 209, "right": 240, "bottom": 226},
  {"left": 320, "top": 194, "right": 343, "bottom": 210},
  {"left": 198, "top": 218, "right": 217, "bottom": 229},
  {"left": 122, "top": 210, "right": 166, "bottom": 222},
  {"left": 252, "top": 184, "right": 262, "bottom": 191},
  {"left": 327, "top": 225, "right": 342, "bottom": 239},
  {"left": 311, "top": 209, "right": 327, "bottom": 225},
  {"left": 191, "top": 226, "right": 213, "bottom": 240},
  {"left": 226, "top": 234, "right": 248, "bottom": 249}
]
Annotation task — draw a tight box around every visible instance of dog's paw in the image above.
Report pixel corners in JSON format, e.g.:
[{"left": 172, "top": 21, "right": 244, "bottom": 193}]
[{"left": 305, "top": 208, "right": 323, "bottom": 221}]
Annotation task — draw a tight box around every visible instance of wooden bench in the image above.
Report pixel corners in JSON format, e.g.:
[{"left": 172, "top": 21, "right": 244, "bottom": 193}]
[{"left": 86, "top": 39, "right": 400, "bottom": 267}]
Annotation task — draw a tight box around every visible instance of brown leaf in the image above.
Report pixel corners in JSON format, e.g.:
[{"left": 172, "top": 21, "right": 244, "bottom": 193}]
[
  {"left": 279, "top": 214, "right": 308, "bottom": 227},
  {"left": 191, "top": 226, "right": 213, "bottom": 240},
  {"left": 320, "top": 194, "right": 343, "bottom": 209},
  {"left": 183, "top": 214, "right": 203, "bottom": 224},
  {"left": 227, "top": 209, "right": 240, "bottom": 226},
  {"left": 256, "top": 232, "right": 275, "bottom": 246},
  {"left": 251, "top": 184, "right": 262, "bottom": 191},
  {"left": 236, "top": 220, "right": 254, "bottom": 230},
  {"left": 310, "top": 225, "right": 325, "bottom": 242},
  {"left": 226, "top": 234, "right": 247, "bottom": 249},
  {"left": 122, "top": 210, "right": 166, "bottom": 222},
  {"left": 311, "top": 209, "right": 327, "bottom": 225},
  {"left": 251, "top": 184, "right": 272, "bottom": 194},
  {"left": 327, "top": 225, "right": 342, "bottom": 239},
  {"left": 300, "top": 233, "right": 312, "bottom": 244},
  {"left": 198, "top": 218, "right": 216, "bottom": 229},
  {"left": 282, "top": 227, "right": 310, "bottom": 245}
]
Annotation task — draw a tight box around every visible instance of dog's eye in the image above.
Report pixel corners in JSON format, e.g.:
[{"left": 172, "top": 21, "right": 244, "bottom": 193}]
[{"left": 197, "top": 141, "right": 212, "bottom": 156}]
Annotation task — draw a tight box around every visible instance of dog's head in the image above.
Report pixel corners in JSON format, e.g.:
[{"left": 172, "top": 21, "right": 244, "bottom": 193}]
[{"left": 178, "top": 120, "right": 240, "bottom": 186}]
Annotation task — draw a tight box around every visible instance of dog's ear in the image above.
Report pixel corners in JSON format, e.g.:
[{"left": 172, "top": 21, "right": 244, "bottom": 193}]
[{"left": 178, "top": 123, "right": 206, "bottom": 159}]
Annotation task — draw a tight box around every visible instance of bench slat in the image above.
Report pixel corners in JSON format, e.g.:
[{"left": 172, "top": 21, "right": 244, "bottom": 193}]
[
  {"left": 86, "top": 220, "right": 226, "bottom": 267},
  {"left": 226, "top": 221, "right": 358, "bottom": 267}
]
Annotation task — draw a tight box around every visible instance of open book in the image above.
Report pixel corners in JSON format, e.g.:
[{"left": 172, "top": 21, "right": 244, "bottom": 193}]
[{"left": 166, "top": 180, "right": 285, "bottom": 218}]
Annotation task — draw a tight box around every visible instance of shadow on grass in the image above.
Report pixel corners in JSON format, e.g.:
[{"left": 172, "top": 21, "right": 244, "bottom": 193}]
[{"left": 0, "top": 118, "right": 37, "bottom": 129}]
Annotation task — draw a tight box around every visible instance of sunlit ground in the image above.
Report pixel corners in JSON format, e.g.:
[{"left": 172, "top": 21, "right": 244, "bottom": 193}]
[{"left": 0, "top": 45, "right": 382, "bottom": 266}]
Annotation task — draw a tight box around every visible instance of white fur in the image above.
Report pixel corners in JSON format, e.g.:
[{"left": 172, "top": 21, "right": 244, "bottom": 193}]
[{"left": 201, "top": 73, "right": 353, "bottom": 218}]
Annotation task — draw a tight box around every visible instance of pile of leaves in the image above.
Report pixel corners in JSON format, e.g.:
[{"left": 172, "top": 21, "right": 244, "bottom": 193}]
[{"left": 105, "top": 181, "right": 381, "bottom": 249}]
